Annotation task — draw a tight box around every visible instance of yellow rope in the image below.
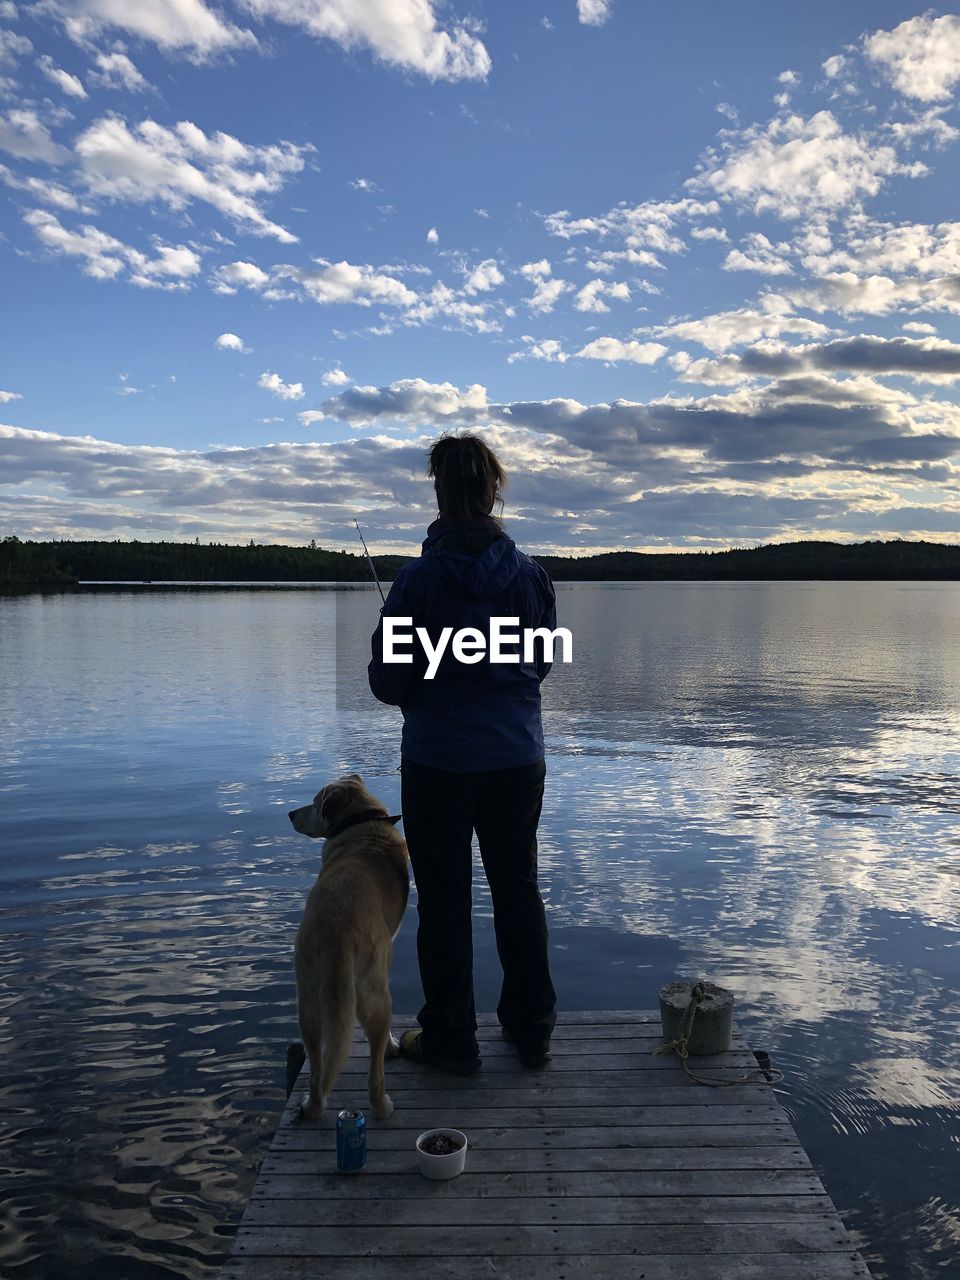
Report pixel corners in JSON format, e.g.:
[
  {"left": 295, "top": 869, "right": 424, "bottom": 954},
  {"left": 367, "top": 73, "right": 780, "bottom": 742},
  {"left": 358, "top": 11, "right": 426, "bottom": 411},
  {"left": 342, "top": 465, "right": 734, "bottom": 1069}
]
[{"left": 653, "top": 982, "right": 784, "bottom": 1088}]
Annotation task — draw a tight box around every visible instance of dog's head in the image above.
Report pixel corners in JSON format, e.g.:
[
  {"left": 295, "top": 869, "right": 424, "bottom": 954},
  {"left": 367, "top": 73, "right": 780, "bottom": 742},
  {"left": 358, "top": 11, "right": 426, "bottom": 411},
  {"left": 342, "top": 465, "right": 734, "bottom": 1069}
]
[{"left": 288, "top": 773, "right": 382, "bottom": 839}]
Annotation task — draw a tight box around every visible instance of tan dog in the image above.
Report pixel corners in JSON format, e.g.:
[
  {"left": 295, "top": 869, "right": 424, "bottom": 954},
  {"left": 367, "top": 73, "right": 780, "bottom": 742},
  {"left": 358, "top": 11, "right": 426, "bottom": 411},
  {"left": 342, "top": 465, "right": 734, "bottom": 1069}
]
[{"left": 288, "top": 774, "right": 408, "bottom": 1121}]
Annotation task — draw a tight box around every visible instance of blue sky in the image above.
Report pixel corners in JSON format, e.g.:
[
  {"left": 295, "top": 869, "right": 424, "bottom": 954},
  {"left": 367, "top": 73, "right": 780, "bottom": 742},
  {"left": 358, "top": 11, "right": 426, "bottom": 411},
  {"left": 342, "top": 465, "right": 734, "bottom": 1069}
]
[{"left": 2, "top": 1, "right": 960, "bottom": 553}]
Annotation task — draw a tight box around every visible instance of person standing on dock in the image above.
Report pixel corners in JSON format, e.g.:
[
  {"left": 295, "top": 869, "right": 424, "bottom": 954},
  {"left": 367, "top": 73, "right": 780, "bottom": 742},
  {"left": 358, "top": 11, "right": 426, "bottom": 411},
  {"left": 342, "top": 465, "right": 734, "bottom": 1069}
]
[{"left": 368, "top": 433, "right": 558, "bottom": 1072}]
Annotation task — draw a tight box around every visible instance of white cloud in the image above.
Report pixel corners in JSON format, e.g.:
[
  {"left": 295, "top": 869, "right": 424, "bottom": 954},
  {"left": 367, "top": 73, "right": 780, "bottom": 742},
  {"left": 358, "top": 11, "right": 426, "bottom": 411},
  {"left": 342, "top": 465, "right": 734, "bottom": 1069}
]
[
  {"left": 592, "top": 249, "right": 663, "bottom": 274},
  {"left": 507, "top": 337, "right": 568, "bottom": 364},
  {"left": 25, "top": 208, "right": 127, "bottom": 278},
  {"left": 520, "top": 258, "right": 571, "bottom": 313},
  {"left": 238, "top": 0, "right": 491, "bottom": 81},
  {"left": 789, "top": 271, "right": 960, "bottom": 318},
  {"left": 822, "top": 54, "right": 847, "bottom": 79},
  {"left": 577, "top": 0, "right": 610, "bottom": 26},
  {"left": 463, "top": 258, "right": 503, "bottom": 293},
  {"left": 888, "top": 108, "right": 959, "bottom": 149},
  {"left": 659, "top": 296, "right": 833, "bottom": 352},
  {"left": 89, "top": 51, "right": 151, "bottom": 93},
  {"left": 211, "top": 259, "right": 271, "bottom": 293},
  {"left": 401, "top": 281, "right": 499, "bottom": 332},
  {"left": 778, "top": 69, "right": 799, "bottom": 86},
  {"left": 576, "top": 337, "right": 667, "bottom": 364},
  {"left": 0, "top": 161, "right": 81, "bottom": 209},
  {"left": 74, "top": 115, "right": 307, "bottom": 243},
  {"left": 0, "top": 28, "right": 31, "bottom": 64},
  {"left": 128, "top": 242, "right": 200, "bottom": 287},
  {"left": 215, "top": 332, "right": 248, "bottom": 352},
  {"left": 903, "top": 321, "right": 936, "bottom": 335},
  {"left": 0, "top": 108, "right": 70, "bottom": 164},
  {"left": 544, "top": 197, "right": 720, "bottom": 266},
  {"left": 205, "top": 256, "right": 495, "bottom": 329},
  {"left": 690, "top": 225, "right": 729, "bottom": 242},
  {"left": 574, "top": 278, "right": 630, "bottom": 312},
  {"left": 24, "top": 208, "right": 201, "bottom": 286},
  {"left": 520, "top": 258, "right": 550, "bottom": 278},
  {"left": 37, "top": 53, "right": 86, "bottom": 97},
  {"left": 723, "top": 249, "right": 791, "bottom": 275},
  {"left": 426, "top": 225, "right": 438, "bottom": 243},
  {"left": 528, "top": 277, "right": 569, "bottom": 313},
  {"left": 797, "top": 274, "right": 904, "bottom": 316},
  {"left": 575, "top": 280, "right": 606, "bottom": 311},
  {"left": 723, "top": 233, "right": 793, "bottom": 276},
  {"left": 316, "top": 377, "right": 490, "bottom": 427},
  {"left": 45, "top": 0, "right": 257, "bottom": 59},
  {"left": 669, "top": 350, "right": 752, "bottom": 386},
  {"left": 0, "top": 388, "right": 22, "bottom": 402},
  {"left": 824, "top": 220, "right": 960, "bottom": 279},
  {"left": 689, "top": 111, "right": 915, "bottom": 219},
  {"left": 258, "top": 371, "right": 304, "bottom": 400},
  {"left": 321, "top": 367, "right": 350, "bottom": 385},
  {"left": 864, "top": 14, "right": 960, "bottom": 102},
  {"left": 350, "top": 176, "right": 376, "bottom": 191},
  {"left": 283, "top": 258, "right": 418, "bottom": 306}
]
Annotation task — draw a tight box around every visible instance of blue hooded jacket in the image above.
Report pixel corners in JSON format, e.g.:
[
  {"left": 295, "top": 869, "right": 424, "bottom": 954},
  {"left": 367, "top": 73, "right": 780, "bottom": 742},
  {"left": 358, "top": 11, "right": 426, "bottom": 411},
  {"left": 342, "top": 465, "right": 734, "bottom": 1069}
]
[{"left": 368, "top": 517, "right": 556, "bottom": 772}]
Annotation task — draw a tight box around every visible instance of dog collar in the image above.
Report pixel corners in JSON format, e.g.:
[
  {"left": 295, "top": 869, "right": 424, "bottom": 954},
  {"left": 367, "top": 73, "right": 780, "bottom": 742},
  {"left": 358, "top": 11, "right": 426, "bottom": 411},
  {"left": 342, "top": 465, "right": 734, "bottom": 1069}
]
[{"left": 326, "top": 808, "right": 403, "bottom": 840}]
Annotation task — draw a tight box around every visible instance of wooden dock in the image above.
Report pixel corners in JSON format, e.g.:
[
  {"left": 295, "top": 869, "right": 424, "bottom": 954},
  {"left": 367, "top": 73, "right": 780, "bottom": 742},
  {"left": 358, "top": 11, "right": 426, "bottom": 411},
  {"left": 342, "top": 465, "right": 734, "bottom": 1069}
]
[{"left": 222, "top": 1011, "right": 872, "bottom": 1279}]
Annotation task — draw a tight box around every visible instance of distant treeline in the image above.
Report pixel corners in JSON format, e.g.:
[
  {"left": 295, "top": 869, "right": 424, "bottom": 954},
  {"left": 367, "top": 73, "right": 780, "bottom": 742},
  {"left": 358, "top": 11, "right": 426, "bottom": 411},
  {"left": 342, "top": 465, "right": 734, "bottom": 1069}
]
[
  {"left": 534, "top": 539, "right": 960, "bottom": 581},
  {"left": 0, "top": 535, "right": 408, "bottom": 586},
  {"left": 3, "top": 534, "right": 960, "bottom": 587}
]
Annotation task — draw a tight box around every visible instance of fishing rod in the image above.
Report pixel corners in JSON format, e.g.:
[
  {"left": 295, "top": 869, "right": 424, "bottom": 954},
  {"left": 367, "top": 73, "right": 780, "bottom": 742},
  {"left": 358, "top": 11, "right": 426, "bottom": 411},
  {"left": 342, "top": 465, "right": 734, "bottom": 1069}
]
[{"left": 353, "top": 516, "right": 386, "bottom": 605}]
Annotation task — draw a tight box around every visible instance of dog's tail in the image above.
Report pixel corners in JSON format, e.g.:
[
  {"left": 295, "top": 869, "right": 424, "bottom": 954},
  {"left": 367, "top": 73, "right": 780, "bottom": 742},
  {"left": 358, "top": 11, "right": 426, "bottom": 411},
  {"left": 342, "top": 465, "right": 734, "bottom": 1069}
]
[{"left": 319, "top": 950, "right": 357, "bottom": 1101}]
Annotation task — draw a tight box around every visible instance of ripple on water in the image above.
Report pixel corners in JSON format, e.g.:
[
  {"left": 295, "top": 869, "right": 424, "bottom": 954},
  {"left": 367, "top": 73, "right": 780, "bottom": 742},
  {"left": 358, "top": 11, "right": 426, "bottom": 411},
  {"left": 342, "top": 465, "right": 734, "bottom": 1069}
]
[{"left": 1, "top": 584, "right": 960, "bottom": 1278}]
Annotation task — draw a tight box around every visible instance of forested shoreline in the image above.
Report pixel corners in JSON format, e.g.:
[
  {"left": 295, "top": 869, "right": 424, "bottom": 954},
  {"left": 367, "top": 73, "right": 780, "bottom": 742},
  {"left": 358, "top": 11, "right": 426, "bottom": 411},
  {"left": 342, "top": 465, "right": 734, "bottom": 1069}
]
[
  {"left": 0, "top": 536, "right": 409, "bottom": 587},
  {"left": 4, "top": 533, "right": 960, "bottom": 586}
]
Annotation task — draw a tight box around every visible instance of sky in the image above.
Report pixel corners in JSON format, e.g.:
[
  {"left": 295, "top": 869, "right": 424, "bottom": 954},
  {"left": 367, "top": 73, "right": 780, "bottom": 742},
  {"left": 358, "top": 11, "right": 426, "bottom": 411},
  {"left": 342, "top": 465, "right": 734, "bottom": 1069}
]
[{"left": 2, "top": 1, "right": 960, "bottom": 554}]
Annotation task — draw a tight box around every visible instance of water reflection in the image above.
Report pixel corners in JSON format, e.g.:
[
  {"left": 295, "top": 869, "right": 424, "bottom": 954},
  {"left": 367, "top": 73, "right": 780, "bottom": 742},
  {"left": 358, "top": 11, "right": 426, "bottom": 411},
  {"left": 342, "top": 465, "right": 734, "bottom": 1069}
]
[{"left": 0, "top": 583, "right": 958, "bottom": 1278}]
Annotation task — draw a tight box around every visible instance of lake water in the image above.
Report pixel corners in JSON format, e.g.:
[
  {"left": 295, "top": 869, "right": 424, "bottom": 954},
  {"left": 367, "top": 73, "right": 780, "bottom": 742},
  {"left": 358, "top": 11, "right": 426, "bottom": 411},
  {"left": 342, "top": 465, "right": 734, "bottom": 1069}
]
[{"left": 1, "top": 581, "right": 958, "bottom": 1279}]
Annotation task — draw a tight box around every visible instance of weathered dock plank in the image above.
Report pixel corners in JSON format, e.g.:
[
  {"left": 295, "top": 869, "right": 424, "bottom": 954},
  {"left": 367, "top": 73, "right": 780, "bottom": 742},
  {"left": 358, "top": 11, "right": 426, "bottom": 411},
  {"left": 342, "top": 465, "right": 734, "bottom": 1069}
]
[
  {"left": 275, "top": 1102, "right": 785, "bottom": 1130},
  {"left": 223, "top": 1011, "right": 872, "bottom": 1280},
  {"left": 249, "top": 1167, "right": 824, "bottom": 1199},
  {"left": 264, "top": 1144, "right": 816, "bottom": 1173},
  {"left": 222, "top": 1256, "right": 872, "bottom": 1280},
  {"left": 220, "top": 1259, "right": 870, "bottom": 1280},
  {"left": 243, "top": 1190, "right": 839, "bottom": 1223},
  {"left": 276, "top": 1083, "right": 778, "bottom": 1109},
  {"left": 227, "top": 1222, "right": 862, "bottom": 1259}
]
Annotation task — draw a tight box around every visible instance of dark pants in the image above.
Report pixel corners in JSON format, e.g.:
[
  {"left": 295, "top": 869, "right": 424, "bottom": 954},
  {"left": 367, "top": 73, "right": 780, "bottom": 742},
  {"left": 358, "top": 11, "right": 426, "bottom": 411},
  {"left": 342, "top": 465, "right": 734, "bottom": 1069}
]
[{"left": 400, "top": 755, "right": 557, "bottom": 1061}]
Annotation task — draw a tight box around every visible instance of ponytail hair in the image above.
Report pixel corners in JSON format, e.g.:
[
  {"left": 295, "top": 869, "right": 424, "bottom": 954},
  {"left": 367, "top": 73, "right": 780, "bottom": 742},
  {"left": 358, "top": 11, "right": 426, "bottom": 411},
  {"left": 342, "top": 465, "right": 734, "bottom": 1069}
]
[{"left": 428, "top": 433, "right": 507, "bottom": 526}]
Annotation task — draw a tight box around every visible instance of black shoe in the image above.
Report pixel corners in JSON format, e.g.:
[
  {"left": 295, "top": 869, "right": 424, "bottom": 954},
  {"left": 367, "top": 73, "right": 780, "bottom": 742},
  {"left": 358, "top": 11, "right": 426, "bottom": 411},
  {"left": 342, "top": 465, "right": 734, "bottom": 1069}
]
[
  {"left": 501, "top": 1025, "right": 551, "bottom": 1068},
  {"left": 398, "top": 1029, "right": 481, "bottom": 1075}
]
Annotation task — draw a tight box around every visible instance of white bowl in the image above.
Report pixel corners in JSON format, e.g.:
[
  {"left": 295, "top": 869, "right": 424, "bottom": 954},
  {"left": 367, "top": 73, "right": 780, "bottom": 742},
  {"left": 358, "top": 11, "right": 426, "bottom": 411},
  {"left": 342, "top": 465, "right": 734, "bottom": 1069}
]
[{"left": 416, "top": 1128, "right": 468, "bottom": 1179}]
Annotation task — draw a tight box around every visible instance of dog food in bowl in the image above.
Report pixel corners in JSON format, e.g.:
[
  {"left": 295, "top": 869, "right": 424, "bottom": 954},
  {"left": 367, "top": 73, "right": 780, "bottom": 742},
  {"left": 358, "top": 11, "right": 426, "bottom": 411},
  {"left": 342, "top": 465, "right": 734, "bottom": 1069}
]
[{"left": 416, "top": 1128, "right": 467, "bottom": 1179}]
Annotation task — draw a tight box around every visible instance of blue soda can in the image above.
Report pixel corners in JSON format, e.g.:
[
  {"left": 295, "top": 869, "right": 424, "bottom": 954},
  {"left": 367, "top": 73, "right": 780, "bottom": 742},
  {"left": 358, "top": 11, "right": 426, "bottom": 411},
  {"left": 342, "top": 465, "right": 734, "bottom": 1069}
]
[{"left": 336, "top": 1109, "right": 367, "bottom": 1173}]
